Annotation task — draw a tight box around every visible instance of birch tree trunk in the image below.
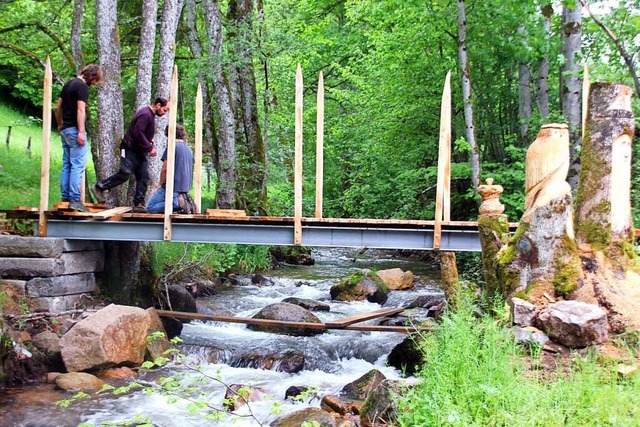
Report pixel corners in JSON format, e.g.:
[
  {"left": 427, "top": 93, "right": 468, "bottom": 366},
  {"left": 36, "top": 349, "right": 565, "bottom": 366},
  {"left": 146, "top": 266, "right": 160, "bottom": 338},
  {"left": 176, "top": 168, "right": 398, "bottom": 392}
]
[
  {"left": 96, "top": 0, "right": 145, "bottom": 303},
  {"left": 536, "top": 3, "right": 552, "bottom": 120},
  {"left": 134, "top": 0, "right": 158, "bottom": 111},
  {"left": 71, "top": 0, "right": 84, "bottom": 74},
  {"left": 456, "top": 0, "right": 480, "bottom": 191},
  {"left": 228, "top": 0, "right": 267, "bottom": 214},
  {"left": 149, "top": 0, "right": 185, "bottom": 185},
  {"left": 185, "top": 0, "right": 217, "bottom": 167},
  {"left": 518, "top": 25, "right": 532, "bottom": 143},
  {"left": 203, "top": 0, "right": 237, "bottom": 208},
  {"left": 561, "top": 5, "right": 582, "bottom": 190}
]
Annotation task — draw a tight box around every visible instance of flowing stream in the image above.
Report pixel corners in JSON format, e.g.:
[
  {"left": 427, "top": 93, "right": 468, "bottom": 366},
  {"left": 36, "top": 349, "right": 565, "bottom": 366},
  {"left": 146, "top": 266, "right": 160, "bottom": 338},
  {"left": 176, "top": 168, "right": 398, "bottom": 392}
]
[{"left": 0, "top": 248, "right": 444, "bottom": 427}]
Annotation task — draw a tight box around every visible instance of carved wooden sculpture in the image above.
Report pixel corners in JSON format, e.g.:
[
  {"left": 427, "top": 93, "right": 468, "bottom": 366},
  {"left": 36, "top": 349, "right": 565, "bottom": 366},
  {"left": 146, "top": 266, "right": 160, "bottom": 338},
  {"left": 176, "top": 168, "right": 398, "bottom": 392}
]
[{"left": 522, "top": 123, "right": 571, "bottom": 227}]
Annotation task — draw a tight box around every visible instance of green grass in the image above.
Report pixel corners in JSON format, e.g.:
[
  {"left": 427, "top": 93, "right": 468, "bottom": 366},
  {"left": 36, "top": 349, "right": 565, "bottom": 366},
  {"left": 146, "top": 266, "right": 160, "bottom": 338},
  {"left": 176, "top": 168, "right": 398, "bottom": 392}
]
[
  {"left": 397, "top": 294, "right": 640, "bottom": 427},
  {"left": 0, "top": 103, "right": 98, "bottom": 208}
]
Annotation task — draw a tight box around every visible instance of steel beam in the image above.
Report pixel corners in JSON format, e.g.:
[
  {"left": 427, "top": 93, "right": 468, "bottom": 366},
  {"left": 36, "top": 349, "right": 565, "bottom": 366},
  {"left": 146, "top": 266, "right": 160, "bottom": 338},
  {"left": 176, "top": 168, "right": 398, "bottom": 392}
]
[{"left": 45, "top": 220, "right": 482, "bottom": 251}]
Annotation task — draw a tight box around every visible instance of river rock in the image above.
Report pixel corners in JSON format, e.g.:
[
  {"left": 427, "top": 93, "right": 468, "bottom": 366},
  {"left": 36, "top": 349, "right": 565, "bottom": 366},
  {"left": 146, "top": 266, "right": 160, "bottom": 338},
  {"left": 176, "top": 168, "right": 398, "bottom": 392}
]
[
  {"left": 360, "top": 379, "right": 406, "bottom": 427},
  {"left": 161, "top": 316, "right": 183, "bottom": 339},
  {"left": 378, "top": 308, "right": 436, "bottom": 327},
  {"left": 145, "top": 308, "right": 171, "bottom": 361},
  {"left": 248, "top": 302, "right": 324, "bottom": 336},
  {"left": 282, "top": 297, "right": 330, "bottom": 311},
  {"left": 330, "top": 273, "right": 389, "bottom": 304},
  {"left": 97, "top": 366, "right": 137, "bottom": 380},
  {"left": 60, "top": 304, "right": 151, "bottom": 372},
  {"left": 272, "top": 407, "right": 336, "bottom": 427},
  {"left": 513, "top": 326, "right": 549, "bottom": 347},
  {"left": 31, "top": 330, "right": 64, "bottom": 371},
  {"left": 387, "top": 336, "right": 423, "bottom": 375},
  {"left": 223, "top": 384, "right": 266, "bottom": 411},
  {"left": 183, "top": 279, "right": 220, "bottom": 297},
  {"left": 285, "top": 385, "right": 313, "bottom": 400},
  {"left": 341, "top": 369, "right": 386, "bottom": 400},
  {"left": 321, "top": 394, "right": 359, "bottom": 416},
  {"left": 165, "top": 284, "right": 197, "bottom": 316},
  {"left": 536, "top": 300, "right": 609, "bottom": 348},
  {"left": 55, "top": 372, "right": 104, "bottom": 392},
  {"left": 231, "top": 349, "right": 305, "bottom": 373},
  {"left": 376, "top": 268, "right": 414, "bottom": 290}
]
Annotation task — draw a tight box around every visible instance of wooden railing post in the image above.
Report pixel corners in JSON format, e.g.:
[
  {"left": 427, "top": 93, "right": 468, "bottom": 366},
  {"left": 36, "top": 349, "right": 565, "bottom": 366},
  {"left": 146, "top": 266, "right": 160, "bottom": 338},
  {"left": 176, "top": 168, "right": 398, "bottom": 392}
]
[
  {"left": 194, "top": 83, "right": 203, "bottom": 213},
  {"left": 434, "top": 71, "right": 452, "bottom": 249},
  {"left": 294, "top": 64, "right": 303, "bottom": 244},
  {"left": 38, "top": 56, "right": 52, "bottom": 237},
  {"left": 164, "top": 65, "right": 178, "bottom": 241},
  {"left": 315, "top": 71, "right": 324, "bottom": 219}
]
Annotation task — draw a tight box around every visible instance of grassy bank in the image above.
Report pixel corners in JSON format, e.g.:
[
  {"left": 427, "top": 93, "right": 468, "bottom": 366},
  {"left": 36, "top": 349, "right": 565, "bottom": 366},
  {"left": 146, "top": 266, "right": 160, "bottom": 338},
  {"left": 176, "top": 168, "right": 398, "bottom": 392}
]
[{"left": 398, "top": 294, "right": 640, "bottom": 426}]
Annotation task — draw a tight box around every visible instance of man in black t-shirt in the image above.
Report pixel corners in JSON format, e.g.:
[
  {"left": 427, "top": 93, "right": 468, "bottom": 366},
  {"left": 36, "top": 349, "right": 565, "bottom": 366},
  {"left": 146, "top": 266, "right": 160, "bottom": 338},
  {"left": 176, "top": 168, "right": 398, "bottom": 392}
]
[{"left": 54, "top": 64, "right": 103, "bottom": 212}]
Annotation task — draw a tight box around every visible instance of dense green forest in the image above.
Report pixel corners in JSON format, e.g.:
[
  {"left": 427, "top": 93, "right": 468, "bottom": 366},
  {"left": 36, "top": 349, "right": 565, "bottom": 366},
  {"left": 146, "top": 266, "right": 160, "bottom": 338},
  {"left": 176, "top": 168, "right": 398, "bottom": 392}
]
[{"left": 1, "top": 0, "right": 639, "bottom": 222}]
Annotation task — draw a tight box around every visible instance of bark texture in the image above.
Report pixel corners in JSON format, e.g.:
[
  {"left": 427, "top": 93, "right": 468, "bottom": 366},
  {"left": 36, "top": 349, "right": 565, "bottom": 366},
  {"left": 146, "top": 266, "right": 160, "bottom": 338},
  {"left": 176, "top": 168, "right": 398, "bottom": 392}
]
[
  {"left": 203, "top": 0, "right": 237, "bottom": 208},
  {"left": 536, "top": 3, "right": 552, "bottom": 120},
  {"left": 456, "top": 0, "right": 480, "bottom": 191},
  {"left": 561, "top": 5, "right": 582, "bottom": 190},
  {"left": 134, "top": 0, "right": 158, "bottom": 111},
  {"left": 71, "top": 0, "right": 84, "bottom": 74}
]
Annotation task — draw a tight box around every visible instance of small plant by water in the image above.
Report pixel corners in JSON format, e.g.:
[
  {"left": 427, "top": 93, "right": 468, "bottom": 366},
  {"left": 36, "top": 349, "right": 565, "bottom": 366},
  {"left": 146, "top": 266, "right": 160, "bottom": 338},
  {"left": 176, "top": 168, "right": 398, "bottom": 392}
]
[{"left": 397, "top": 292, "right": 640, "bottom": 427}]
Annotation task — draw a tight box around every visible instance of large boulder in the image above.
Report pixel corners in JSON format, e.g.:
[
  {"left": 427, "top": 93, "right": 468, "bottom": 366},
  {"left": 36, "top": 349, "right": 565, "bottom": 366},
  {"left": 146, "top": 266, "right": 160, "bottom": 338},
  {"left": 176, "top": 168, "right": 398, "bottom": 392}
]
[
  {"left": 60, "top": 304, "right": 152, "bottom": 372},
  {"left": 341, "top": 369, "right": 386, "bottom": 400},
  {"left": 272, "top": 408, "right": 336, "bottom": 427},
  {"left": 330, "top": 272, "right": 389, "bottom": 304},
  {"left": 54, "top": 372, "right": 104, "bottom": 392},
  {"left": 282, "top": 297, "right": 330, "bottom": 311},
  {"left": 248, "top": 302, "right": 324, "bottom": 336},
  {"left": 387, "top": 336, "right": 423, "bottom": 375},
  {"left": 165, "top": 284, "right": 197, "bottom": 315},
  {"left": 360, "top": 379, "right": 406, "bottom": 427},
  {"left": 536, "top": 300, "right": 608, "bottom": 348},
  {"left": 376, "top": 268, "right": 414, "bottom": 290},
  {"left": 511, "top": 297, "right": 537, "bottom": 326}
]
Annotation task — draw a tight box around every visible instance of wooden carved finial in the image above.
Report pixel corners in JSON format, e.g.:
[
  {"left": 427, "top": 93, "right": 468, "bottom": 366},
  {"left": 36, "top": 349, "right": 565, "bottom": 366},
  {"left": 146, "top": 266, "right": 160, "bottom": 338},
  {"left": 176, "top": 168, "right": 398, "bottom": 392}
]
[{"left": 478, "top": 178, "right": 504, "bottom": 215}]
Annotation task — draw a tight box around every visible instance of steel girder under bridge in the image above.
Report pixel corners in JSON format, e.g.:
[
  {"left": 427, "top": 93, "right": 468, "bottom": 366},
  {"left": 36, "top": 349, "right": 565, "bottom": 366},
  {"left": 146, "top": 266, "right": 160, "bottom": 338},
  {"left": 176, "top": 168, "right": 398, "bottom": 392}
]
[{"left": 41, "top": 216, "right": 483, "bottom": 251}]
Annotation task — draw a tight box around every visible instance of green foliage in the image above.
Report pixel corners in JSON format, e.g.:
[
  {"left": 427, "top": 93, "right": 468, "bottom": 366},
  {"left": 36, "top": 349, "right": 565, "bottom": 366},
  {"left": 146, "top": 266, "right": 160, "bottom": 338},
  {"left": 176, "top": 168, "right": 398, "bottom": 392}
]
[
  {"left": 151, "top": 242, "right": 272, "bottom": 277},
  {"left": 398, "top": 292, "right": 640, "bottom": 427}
]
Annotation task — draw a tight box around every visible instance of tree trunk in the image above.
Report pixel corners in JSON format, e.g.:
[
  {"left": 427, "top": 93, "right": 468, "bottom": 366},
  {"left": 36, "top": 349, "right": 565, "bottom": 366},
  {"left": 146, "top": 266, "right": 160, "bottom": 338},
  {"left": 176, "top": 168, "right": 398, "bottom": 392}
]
[
  {"left": 575, "top": 83, "right": 635, "bottom": 254},
  {"left": 456, "top": 0, "right": 480, "bottom": 191},
  {"left": 203, "top": 0, "right": 237, "bottom": 208},
  {"left": 134, "top": 0, "right": 158, "bottom": 112},
  {"left": 561, "top": 5, "right": 582, "bottom": 190},
  {"left": 228, "top": 0, "right": 267, "bottom": 214},
  {"left": 71, "top": 0, "right": 84, "bottom": 74},
  {"left": 536, "top": 3, "right": 552, "bottom": 120},
  {"left": 149, "top": 0, "right": 185, "bottom": 187},
  {"left": 518, "top": 62, "right": 532, "bottom": 143},
  {"left": 185, "top": 0, "right": 217, "bottom": 168},
  {"left": 95, "top": 0, "right": 141, "bottom": 303}
]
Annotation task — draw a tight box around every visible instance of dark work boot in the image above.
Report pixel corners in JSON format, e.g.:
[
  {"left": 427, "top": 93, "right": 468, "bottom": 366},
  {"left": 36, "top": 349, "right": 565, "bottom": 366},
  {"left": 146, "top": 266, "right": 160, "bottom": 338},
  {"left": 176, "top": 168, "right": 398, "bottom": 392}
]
[
  {"left": 91, "top": 183, "right": 106, "bottom": 204},
  {"left": 69, "top": 201, "right": 89, "bottom": 212},
  {"left": 132, "top": 203, "right": 148, "bottom": 213}
]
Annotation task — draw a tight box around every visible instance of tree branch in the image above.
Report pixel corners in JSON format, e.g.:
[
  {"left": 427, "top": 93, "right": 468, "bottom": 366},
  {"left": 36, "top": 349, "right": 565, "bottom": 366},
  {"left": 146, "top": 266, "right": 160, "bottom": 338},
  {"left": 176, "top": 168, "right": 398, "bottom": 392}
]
[{"left": 0, "top": 41, "right": 64, "bottom": 85}]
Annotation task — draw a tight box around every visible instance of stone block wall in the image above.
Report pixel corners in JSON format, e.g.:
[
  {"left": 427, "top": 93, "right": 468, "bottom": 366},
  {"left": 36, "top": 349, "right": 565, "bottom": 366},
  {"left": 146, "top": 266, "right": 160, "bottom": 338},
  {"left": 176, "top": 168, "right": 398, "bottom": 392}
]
[{"left": 0, "top": 236, "right": 104, "bottom": 312}]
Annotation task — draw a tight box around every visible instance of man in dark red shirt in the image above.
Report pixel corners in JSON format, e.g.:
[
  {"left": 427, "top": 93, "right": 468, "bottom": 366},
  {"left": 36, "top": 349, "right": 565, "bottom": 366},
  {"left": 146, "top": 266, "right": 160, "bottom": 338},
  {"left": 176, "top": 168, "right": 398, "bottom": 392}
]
[
  {"left": 54, "top": 64, "right": 103, "bottom": 212},
  {"left": 91, "top": 97, "right": 169, "bottom": 212}
]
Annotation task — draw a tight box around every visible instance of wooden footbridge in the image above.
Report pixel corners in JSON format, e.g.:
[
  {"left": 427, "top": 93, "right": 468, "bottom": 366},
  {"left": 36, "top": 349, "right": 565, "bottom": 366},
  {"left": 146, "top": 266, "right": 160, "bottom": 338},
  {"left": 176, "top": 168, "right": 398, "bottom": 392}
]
[{"left": 2, "top": 60, "right": 491, "bottom": 252}]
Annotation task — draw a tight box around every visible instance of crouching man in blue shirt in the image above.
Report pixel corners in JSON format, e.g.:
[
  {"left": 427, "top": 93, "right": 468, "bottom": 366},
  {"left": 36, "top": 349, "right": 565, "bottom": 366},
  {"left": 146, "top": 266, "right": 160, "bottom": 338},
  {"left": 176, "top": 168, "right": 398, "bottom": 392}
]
[{"left": 146, "top": 124, "right": 196, "bottom": 214}]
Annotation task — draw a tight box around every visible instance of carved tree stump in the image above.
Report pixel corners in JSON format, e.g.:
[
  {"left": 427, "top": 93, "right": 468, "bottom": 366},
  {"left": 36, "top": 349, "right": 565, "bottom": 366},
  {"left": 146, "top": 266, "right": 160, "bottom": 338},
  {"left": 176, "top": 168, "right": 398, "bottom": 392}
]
[{"left": 576, "top": 82, "right": 635, "bottom": 259}]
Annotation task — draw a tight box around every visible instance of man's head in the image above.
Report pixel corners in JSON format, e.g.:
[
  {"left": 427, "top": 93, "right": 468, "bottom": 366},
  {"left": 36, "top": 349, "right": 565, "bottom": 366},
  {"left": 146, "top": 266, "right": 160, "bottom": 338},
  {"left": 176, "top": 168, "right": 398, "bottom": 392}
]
[
  {"left": 164, "top": 123, "right": 188, "bottom": 141},
  {"left": 152, "top": 97, "right": 170, "bottom": 116},
  {"left": 80, "top": 64, "right": 104, "bottom": 86}
]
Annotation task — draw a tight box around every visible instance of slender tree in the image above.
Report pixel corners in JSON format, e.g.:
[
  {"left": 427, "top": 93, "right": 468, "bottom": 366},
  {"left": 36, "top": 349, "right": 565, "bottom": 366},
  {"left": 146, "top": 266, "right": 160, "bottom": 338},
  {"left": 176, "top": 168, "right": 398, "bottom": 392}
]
[
  {"left": 561, "top": 3, "right": 582, "bottom": 190},
  {"left": 70, "top": 0, "right": 84, "bottom": 74},
  {"left": 203, "top": 0, "right": 237, "bottom": 208},
  {"left": 134, "top": 0, "right": 158, "bottom": 111},
  {"left": 456, "top": 0, "right": 480, "bottom": 191},
  {"left": 536, "top": 2, "right": 553, "bottom": 120},
  {"left": 518, "top": 26, "right": 532, "bottom": 142}
]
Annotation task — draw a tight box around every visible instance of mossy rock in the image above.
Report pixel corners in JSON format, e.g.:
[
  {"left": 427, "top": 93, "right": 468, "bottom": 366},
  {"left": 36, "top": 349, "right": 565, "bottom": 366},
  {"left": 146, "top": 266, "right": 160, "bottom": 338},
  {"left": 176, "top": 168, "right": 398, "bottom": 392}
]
[{"left": 330, "top": 272, "right": 389, "bottom": 304}]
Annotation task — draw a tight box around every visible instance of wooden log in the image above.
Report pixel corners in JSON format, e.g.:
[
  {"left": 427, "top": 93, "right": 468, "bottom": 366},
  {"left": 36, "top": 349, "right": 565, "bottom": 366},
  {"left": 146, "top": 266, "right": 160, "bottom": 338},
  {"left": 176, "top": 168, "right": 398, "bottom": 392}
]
[
  {"left": 206, "top": 208, "right": 247, "bottom": 217},
  {"left": 324, "top": 307, "right": 404, "bottom": 328},
  {"left": 194, "top": 83, "right": 203, "bottom": 214},
  {"left": 38, "top": 56, "right": 52, "bottom": 237},
  {"left": 315, "top": 71, "right": 324, "bottom": 219},
  {"left": 294, "top": 64, "right": 303, "bottom": 245},
  {"left": 164, "top": 65, "right": 179, "bottom": 241},
  {"left": 155, "top": 309, "right": 429, "bottom": 333}
]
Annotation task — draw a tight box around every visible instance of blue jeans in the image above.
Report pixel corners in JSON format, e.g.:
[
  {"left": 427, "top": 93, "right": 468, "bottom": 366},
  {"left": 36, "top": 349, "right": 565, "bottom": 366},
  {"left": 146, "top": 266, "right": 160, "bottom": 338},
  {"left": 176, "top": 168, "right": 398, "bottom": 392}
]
[
  {"left": 60, "top": 127, "right": 88, "bottom": 202},
  {"left": 145, "top": 187, "right": 179, "bottom": 213}
]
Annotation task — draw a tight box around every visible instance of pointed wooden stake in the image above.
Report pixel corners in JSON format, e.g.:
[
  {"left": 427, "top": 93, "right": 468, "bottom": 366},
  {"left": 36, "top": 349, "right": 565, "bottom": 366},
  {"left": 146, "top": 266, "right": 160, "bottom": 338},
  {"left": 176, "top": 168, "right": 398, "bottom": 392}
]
[
  {"left": 195, "top": 83, "right": 203, "bottom": 214},
  {"left": 315, "top": 71, "right": 324, "bottom": 219},
  {"left": 163, "top": 65, "right": 179, "bottom": 241},
  {"left": 294, "top": 64, "right": 303, "bottom": 245},
  {"left": 38, "top": 56, "right": 52, "bottom": 237},
  {"left": 434, "top": 71, "right": 452, "bottom": 249}
]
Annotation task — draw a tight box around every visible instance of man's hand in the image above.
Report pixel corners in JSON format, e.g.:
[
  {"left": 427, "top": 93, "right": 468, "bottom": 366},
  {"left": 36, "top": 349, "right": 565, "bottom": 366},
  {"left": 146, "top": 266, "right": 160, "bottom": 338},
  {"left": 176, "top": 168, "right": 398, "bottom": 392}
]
[
  {"left": 78, "top": 131, "right": 86, "bottom": 147},
  {"left": 149, "top": 147, "right": 157, "bottom": 157}
]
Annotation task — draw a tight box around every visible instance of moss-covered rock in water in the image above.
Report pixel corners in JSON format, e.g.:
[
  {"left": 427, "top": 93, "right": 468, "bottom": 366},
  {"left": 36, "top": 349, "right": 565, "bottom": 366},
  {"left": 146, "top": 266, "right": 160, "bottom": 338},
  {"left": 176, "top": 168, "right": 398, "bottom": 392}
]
[{"left": 330, "top": 272, "right": 389, "bottom": 304}]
